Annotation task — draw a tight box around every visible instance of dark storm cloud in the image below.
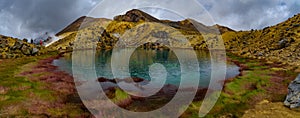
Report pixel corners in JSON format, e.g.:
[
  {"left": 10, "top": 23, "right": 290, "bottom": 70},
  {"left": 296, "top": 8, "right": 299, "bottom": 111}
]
[
  {"left": 197, "top": 0, "right": 300, "bottom": 30},
  {"left": 0, "top": 0, "right": 99, "bottom": 39},
  {"left": 0, "top": 0, "right": 300, "bottom": 39}
]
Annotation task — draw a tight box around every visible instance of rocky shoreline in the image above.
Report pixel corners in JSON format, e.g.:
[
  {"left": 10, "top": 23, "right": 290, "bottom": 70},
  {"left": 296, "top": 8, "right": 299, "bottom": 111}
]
[{"left": 96, "top": 77, "right": 210, "bottom": 110}]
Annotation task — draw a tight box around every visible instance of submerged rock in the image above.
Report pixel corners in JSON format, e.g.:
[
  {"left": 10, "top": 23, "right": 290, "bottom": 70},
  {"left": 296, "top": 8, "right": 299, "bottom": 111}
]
[
  {"left": 284, "top": 74, "right": 300, "bottom": 109},
  {"left": 97, "top": 77, "right": 145, "bottom": 84}
]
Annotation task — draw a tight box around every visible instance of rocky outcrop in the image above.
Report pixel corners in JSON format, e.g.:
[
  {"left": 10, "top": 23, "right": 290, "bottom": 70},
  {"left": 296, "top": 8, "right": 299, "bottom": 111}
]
[
  {"left": 0, "top": 35, "right": 42, "bottom": 59},
  {"left": 284, "top": 74, "right": 300, "bottom": 109},
  {"left": 97, "top": 77, "right": 208, "bottom": 111}
]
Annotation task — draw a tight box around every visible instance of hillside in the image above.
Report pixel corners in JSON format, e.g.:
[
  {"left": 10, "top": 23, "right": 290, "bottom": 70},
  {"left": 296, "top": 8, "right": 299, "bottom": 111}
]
[
  {"left": 51, "top": 9, "right": 233, "bottom": 50},
  {"left": 223, "top": 13, "right": 300, "bottom": 69},
  {"left": 0, "top": 35, "right": 46, "bottom": 59},
  {"left": 56, "top": 16, "right": 111, "bottom": 36},
  {"left": 52, "top": 9, "right": 300, "bottom": 70}
]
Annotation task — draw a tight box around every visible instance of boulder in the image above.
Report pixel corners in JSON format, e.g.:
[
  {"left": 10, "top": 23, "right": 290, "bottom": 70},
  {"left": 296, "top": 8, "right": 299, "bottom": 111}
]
[
  {"left": 11, "top": 40, "right": 23, "bottom": 50},
  {"left": 21, "top": 45, "right": 32, "bottom": 55},
  {"left": 284, "top": 74, "right": 300, "bottom": 108},
  {"left": 31, "top": 48, "right": 39, "bottom": 55},
  {"left": 257, "top": 52, "right": 264, "bottom": 57},
  {"left": 278, "top": 38, "right": 288, "bottom": 49}
]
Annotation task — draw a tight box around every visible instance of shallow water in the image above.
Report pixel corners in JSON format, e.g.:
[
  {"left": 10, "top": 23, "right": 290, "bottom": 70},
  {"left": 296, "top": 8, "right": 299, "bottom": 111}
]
[{"left": 53, "top": 49, "right": 239, "bottom": 88}]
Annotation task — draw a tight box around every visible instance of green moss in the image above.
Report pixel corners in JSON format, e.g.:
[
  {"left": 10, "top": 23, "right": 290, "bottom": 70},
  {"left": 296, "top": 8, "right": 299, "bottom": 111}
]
[
  {"left": 47, "top": 104, "right": 88, "bottom": 118},
  {"left": 112, "top": 88, "right": 131, "bottom": 103}
]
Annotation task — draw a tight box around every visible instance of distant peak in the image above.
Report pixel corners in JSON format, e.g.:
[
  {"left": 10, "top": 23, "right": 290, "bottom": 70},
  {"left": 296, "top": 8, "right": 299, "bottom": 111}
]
[
  {"left": 212, "top": 24, "right": 235, "bottom": 33},
  {"left": 126, "top": 9, "right": 145, "bottom": 13},
  {"left": 56, "top": 16, "right": 100, "bottom": 36},
  {"left": 114, "top": 9, "right": 160, "bottom": 22}
]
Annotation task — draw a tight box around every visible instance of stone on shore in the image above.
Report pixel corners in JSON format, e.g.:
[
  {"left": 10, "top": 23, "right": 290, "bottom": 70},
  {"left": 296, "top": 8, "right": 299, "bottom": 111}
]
[{"left": 284, "top": 74, "right": 300, "bottom": 109}]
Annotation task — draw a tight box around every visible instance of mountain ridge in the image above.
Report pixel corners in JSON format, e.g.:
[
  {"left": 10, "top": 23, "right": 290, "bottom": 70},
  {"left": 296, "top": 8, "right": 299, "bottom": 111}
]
[
  {"left": 56, "top": 16, "right": 111, "bottom": 36},
  {"left": 51, "top": 9, "right": 300, "bottom": 70},
  {"left": 56, "top": 9, "right": 234, "bottom": 37}
]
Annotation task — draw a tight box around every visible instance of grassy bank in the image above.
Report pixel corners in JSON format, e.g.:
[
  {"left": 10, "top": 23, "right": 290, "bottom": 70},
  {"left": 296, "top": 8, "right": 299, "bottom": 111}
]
[
  {"left": 0, "top": 52, "right": 55, "bottom": 116},
  {"left": 0, "top": 51, "right": 90, "bottom": 117},
  {"left": 182, "top": 53, "right": 298, "bottom": 118}
]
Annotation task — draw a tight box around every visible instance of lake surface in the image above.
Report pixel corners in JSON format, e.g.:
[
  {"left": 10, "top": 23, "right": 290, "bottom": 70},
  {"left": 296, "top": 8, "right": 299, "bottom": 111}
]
[{"left": 53, "top": 49, "right": 239, "bottom": 88}]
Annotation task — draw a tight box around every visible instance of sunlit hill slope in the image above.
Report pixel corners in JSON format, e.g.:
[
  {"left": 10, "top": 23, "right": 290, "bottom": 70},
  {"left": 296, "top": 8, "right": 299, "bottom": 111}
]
[{"left": 52, "top": 9, "right": 300, "bottom": 69}]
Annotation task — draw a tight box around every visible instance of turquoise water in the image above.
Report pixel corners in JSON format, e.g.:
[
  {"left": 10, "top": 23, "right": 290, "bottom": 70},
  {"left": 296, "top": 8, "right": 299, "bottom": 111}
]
[{"left": 53, "top": 49, "right": 239, "bottom": 87}]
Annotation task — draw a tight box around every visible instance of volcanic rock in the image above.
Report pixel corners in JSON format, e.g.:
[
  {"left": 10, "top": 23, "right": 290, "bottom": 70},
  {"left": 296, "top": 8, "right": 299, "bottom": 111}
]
[
  {"left": 21, "top": 45, "right": 32, "bottom": 55},
  {"left": 284, "top": 74, "right": 300, "bottom": 109}
]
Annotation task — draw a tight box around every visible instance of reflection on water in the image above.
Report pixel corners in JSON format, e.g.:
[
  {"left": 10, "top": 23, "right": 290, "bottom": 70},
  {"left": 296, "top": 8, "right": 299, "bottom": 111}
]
[{"left": 53, "top": 49, "right": 239, "bottom": 87}]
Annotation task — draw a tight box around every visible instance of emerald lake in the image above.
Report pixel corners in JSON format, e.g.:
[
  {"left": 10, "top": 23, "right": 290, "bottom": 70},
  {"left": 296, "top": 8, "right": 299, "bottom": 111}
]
[{"left": 53, "top": 49, "right": 239, "bottom": 88}]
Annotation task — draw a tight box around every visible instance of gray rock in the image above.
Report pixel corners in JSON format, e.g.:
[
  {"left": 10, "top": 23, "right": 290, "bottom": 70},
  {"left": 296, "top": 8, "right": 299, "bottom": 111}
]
[
  {"left": 21, "top": 45, "right": 32, "bottom": 55},
  {"left": 278, "top": 38, "right": 288, "bottom": 49},
  {"left": 0, "top": 40, "right": 7, "bottom": 48},
  {"left": 31, "top": 48, "right": 39, "bottom": 55},
  {"left": 7, "top": 53, "right": 13, "bottom": 59},
  {"left": 257, "top": 52, "right": 264, "bottom": 56},
  {"left": 284, "top": 74, "right": 300, "bottom": 108},
  {"left": 11, "top": 41, "right": 23, "bottom": 50},
  {"left": 151, "top": 31, "right": 169, "bottom": 39}
]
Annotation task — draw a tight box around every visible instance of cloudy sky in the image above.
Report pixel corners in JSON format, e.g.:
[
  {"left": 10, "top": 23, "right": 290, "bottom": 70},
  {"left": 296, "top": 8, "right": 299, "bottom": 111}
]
[{"left": 0, "top": 0, "right": 299, "bottom": 40}]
